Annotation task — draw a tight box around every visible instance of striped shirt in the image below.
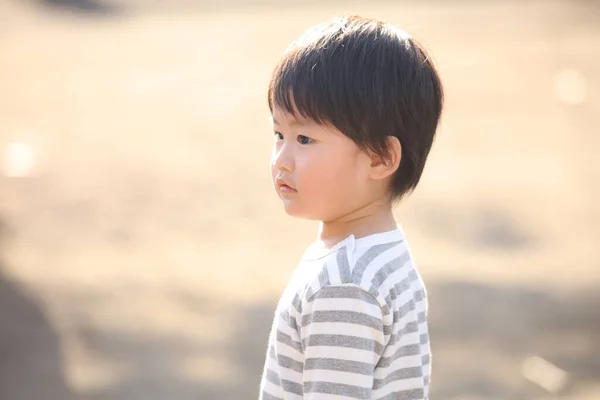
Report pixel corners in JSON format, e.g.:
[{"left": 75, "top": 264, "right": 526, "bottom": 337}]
[{"left": 259, "top": 228, "right": 430, "bottom": 400}]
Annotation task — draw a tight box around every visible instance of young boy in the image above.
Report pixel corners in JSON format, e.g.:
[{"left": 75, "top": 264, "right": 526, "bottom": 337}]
[{"left": 260, "top": 15, "right": 443, "bottom": 400}]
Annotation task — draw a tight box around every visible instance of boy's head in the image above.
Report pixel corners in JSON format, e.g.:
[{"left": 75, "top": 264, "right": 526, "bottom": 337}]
[{"left": 269, "top": 16, "right": 443, "bottom": 221}]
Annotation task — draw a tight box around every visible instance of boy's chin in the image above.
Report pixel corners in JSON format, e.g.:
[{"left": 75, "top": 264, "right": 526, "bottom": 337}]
[{"left": 281, "top": 201, "right": 321, "bottom": 220}]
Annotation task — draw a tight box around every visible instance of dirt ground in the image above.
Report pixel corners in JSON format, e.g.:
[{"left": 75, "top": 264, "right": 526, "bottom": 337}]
[{"left": 0, "top": 0, "right": 599, "bottom": 399}]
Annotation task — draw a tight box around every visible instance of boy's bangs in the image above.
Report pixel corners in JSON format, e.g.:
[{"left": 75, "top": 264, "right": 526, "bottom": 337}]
[{"left": 268, "top": 60, "right": 335, "bottom": 127}]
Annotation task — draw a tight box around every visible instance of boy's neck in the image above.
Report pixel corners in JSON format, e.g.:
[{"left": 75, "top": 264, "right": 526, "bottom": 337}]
[{"left": 317, "top": 200, "right": 398, "bottom": 249}]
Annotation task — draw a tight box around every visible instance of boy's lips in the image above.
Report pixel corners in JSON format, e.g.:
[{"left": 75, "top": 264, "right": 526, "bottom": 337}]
[{"left": 276, "top": 178, "right": 297, "bottom": 193}]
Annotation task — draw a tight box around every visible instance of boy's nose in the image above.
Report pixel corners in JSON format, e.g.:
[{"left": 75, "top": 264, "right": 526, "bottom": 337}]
[{"left": 272, "top": 146, "right": 294, "bottom": 172}]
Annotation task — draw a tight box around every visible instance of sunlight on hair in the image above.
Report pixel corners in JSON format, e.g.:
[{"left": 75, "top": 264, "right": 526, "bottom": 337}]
[
  {"left": 391, "top": 26, "right": 411, "bottom": 41},
  {"left": 554, "top": 68, "right": 587, "bottom": 105},
  {"left": 286, "top": 21, "right": 331, "bottom": 53},
  {"left": 332, "top": 16, "right": 350, "bottom": 33},
  {"left": 3, "top": 140, "right": 36, "bottom": 177}
]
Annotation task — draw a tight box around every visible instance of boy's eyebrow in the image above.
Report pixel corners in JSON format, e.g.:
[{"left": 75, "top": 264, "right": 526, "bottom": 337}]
[{"left": 272, "top": 116, "right": 307, "bottom": 126}]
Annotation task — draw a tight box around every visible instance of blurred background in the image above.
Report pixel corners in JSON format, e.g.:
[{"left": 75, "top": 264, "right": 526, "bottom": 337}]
[{"left": 0, "top": 0, "right": 599, "bottom": 399}]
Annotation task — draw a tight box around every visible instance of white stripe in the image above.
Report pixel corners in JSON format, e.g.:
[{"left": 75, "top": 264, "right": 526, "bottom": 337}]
[
  {"left": 303, "top": 322, "right": 384, "bottom": 342},
  {"left": 276, "top": 364, "right": 303, "bottom": 382},
  {"left": 307, "top": 345, "right": 379, "bottom": 364},
  {"left": 352, "top": 245, "right": 371, "bottom": 266},
  {"left": 384, "top": 333, "right": 421, "bottom": 352},
  {"left": 303, "top": 368, "right": 373, "bottom": 387},
  {"left": 265, "top": 360, "right": 284, "bottom": 378},
  {"left": 308, "top": 278, "right": 321, "bottom": 300},
  {"left": 388, "top": 330, "right": 421, "bottom": 348},
  {"left": 274, "top": 340, "right": 304, "bottom": 361},
  {"left": 261, "top": 379, "right": 286, "bottom": 398},
  {"left": 374, "top": 354, "right": 424, "bottom": 375},
  {"left": 372, "top": 377, "right": 426, "bottom": 396},
  {"left": 307, "top": 297, "right": 382, "bottom": 316},
  {"left": 304, "top": 395, "right": 350, "bottom": 400},
  {"left": 327, "top": 256, "right": 342, "bottom": 286}
]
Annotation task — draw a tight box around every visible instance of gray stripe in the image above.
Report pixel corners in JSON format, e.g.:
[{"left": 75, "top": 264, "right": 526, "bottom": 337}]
[
  {"left": 388, "top": 321, "right": 419, "bottom": 346},
  {"left": 417, "top": 311, "right": 427, "bottom": 323},
  {"left": 424, "top": 375, "right": 430, "bottom": 386},
  {"left": 384, "top": 270, "right": 419, "bottom": 311},
  {"left": 276, "top": 330, "right": 303, "bottom": 352},
  {"left": 393, "top": 299, "right": 416, "bottom": 322},
  {"left": 352, "top": 241, "right": 403, "bottom": 282},
  {"left": 305, "top": 334, "right": 384, "bottom": 354},
  {"left": 414, "top": 288, "right": 425, "bottom": 301},
  {"left": 311, "top": 285, "right": 379, "bottom": 306},
  {"left": 279, "top": 310, "right": 298, "bottom": 332},
  {"left": 377, "top": 344, "right": 421, "bottom": 368},
  {"left": 373, "top": 366, "right": 423, "bottom": 389},
  {"left": 337, "top": 247, "right": 352, "bottom": 283},
  {"left": 281, "top": 379, "right": 303, "bottom": 396},
  {"left": 302, "top": 310, "right": 383, "bottom": 331},
  {"left": 383, "top": 324, "right": 393, "bottom": 336},
  {"left": 318, "top": 267, "right": 330, "bottom": 287},
  {"left": 304, "top": 357, "right": 374, "bottom": 375},
  {"left": 269, "top": 345, "right": 276, "bottom": 360},
  {"left": 422, "top": 354, "right": 430, "bottom": 365},
  {"left": 369, "top": 251, "right": 411, "bottom": 292},
  {"left": 304, "top": 381, "right": 370, "bottom": 398},
  {"left": 261, "top": 391, "right": 284, "bottom": 400},
  {"left": 377, "top": 388, "right": 425, "bottom": 400},
  {"left": 277, "top": 354, "right": 303, "bottom": 373},
  {"left": 265, "top": 369, "right": 281, "bottom": 386},
  {"left": 305, "top": 286, "right": 314, "bottom": 300},
  {"left": 291, "top": 293, "right": 302, "bottom": 313},
  {"left": 420, "top": 333, "right": 429, "bottom": 345},
  {"left": 381, "top": 302, "right": 391, "bottom": 317}
]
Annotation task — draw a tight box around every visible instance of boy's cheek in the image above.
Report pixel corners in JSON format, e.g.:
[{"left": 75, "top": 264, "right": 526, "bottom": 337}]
[{"left": 269, "top": 164, "right": 280, "bottom": 186}]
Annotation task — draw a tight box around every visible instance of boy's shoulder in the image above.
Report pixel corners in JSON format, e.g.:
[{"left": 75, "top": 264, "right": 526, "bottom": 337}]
[{"left": 299, "top": 229, "right": 420, "bottom": 307}]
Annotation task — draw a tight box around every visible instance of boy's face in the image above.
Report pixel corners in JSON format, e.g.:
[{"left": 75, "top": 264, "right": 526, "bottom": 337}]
[{"left": 270, "top": 106, "right": 372, "bottom": 221}]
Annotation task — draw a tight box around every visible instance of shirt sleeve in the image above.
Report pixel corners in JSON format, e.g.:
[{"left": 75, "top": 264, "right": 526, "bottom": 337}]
[{"left": 300, "top": 284, "right": 386, "bottom": 399}]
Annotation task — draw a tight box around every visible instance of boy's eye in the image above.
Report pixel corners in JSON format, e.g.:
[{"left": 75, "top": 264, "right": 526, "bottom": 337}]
[
  {"left": 274, "top": 131, "right": 283, "bottom": 140},
  {"left": 297, "top": 135, "right": 312, "bottom": 145}
]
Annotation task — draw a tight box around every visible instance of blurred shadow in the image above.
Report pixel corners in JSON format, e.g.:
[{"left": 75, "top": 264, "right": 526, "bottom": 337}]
[
  {"left": 74, "top": 291, "right": 276, "bottom": 400},
  {"left": 65, "top": 280, "right": 600, "bottom": 400},
  {"left": 0, "top": 218, "right": 72, "bottom": 400},
  {"left": 38, "top": 0, "right": 118, "bottom": 14},
  {"left": 428, "top": 280, "right": 600, "bottom": 399},
  {"left": 415, "top": 204, "right": 537, "bottom": 251}
]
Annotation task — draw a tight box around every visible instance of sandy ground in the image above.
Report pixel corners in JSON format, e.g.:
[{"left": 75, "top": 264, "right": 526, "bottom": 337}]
[{"left": 0, "top": 0, "right": 599, "bottom": 399}]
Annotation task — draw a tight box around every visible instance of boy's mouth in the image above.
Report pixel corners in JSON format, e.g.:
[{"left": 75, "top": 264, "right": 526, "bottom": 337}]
[{"left": 276, "top": 178, "right": 297, "bottom": 193}]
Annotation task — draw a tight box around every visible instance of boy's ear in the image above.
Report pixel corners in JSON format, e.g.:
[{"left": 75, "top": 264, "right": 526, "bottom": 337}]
[{"left": 368, "top": 136, "right": 401, "bottom": 180}]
